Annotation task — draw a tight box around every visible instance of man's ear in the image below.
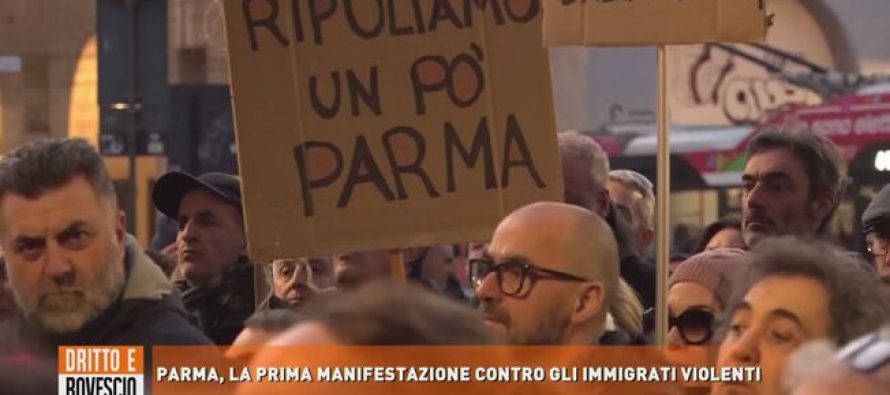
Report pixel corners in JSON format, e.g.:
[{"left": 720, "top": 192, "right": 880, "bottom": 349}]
[
  {"left": 570, "top": 282, "right": 606, "bottom": 325},
  {"left": 811, "top": 195, "right": 837, "bottom": 230},
  {"left": 116, "top": 210, "right": 127, "bottom": 245},
  {"left": 596, "top": 189, "right": 611, "bottom": 218},
  {"left": 640, "top": 228, "right": 655, "bottom": 251}
]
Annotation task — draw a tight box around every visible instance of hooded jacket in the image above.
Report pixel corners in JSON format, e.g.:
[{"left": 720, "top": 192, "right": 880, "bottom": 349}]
[
  {"left": 175, "top": 258, "right": 256, "bottom": 345},
  {"left": 0, "top": 235, "right": 211, "bottom": 357}
]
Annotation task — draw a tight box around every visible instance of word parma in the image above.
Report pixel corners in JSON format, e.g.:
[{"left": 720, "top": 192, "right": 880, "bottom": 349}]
[
  {"left": 294, "top": 114, "right": 545, "bottom": 217},
  {"left": 155, "top": 367, "right": 224, "bottom": 383}
]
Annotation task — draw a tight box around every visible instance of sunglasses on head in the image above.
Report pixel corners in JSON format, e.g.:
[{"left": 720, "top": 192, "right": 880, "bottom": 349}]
[{"left": 669, "top": 308, "right": 715, "bottom": 345}]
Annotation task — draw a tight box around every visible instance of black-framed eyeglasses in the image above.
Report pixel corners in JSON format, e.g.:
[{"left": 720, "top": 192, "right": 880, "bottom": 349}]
[
  {"left": 867, "top": 236, "right": 889, "bottom": 257},
  {"left": 669, "top": 308, "right": 715, "bottom": 345},
  {"left": 468, "top": 258, "right": 589, "bottom": 296}
]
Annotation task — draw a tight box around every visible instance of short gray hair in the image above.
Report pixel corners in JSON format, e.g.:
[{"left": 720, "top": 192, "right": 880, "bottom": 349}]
[
  {"left": 0, "top": 138, "right": 116, "bottom": 207},
  {"left": 608, "top": 169, "right": 655, "bottom": 229},
  {"left": 558, "top": 131, "right": 610, "bottom": 192}
]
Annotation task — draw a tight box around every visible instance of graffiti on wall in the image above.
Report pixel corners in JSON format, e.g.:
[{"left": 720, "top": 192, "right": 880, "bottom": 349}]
[{"left": 673, "top": 44, "right": 820, "bottom": 125}]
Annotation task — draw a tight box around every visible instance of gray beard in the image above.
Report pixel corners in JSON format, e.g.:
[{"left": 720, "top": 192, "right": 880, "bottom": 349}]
[{"left": 11, "top": 258, "right": 125, "bottom": 334}]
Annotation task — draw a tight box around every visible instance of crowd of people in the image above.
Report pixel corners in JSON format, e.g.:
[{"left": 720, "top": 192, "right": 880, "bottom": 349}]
[{"left": 0, "top": 127, "right": 888, "bottom": 394}]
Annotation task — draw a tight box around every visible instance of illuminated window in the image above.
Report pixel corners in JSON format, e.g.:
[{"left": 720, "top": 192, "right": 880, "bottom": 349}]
[{"left": 875, "top": 150, "right": 890, "bottom": 172}]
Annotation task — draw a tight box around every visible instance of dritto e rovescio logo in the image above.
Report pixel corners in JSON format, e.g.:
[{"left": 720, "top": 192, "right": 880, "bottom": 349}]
[{"left": 58, "top": 346, "right": 144, "bottom": 395}]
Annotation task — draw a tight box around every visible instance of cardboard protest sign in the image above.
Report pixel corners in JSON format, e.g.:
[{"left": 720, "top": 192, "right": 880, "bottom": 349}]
[
  {"left": 223, "top": 0, "right": 562, "bottom": 261},
  {"left": 544, "top": 0, "right": 769, "bottom": 46}
]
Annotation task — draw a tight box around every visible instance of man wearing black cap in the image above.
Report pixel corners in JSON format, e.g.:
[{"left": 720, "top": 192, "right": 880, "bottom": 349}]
[
  {"left": 153, "top": 171, "right": 256, "bottom": 345},
  {"left": 862, "top": 184, "right": 890, "bottom": 283}
]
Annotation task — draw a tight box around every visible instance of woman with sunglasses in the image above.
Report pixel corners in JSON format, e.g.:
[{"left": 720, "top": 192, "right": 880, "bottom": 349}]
[{"left": 665, "top": 249, "right": 752, "bottom": 371}]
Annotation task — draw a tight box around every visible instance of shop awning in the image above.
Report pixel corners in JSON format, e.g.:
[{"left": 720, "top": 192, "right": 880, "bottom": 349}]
[
  {"left": 623, "top": 126, "right": 753, "bottom": 156},
  {"left": 601, "top": 125, "right": 753, "bottom": 189}
]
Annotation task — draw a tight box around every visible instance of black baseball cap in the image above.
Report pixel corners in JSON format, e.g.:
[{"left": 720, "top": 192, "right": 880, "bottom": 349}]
[{"left": 152, "top": 171, "right": 242, "bottom": 219}]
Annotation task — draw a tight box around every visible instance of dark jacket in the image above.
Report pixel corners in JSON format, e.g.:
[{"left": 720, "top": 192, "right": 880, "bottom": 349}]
[
  {"left": 176, "top": 259, "right": 256, "bottom": 345},
  {"left": 605, "top": 202, "right": 657, "bottom": 311},
  {"left": 0, "top": 235, "right": 211, "bottom": 358},
  {"left": 150, "top": 213, "right": 178, "bottom": 251},
  {"left": 256, "top": 293, "right": 292, "bottom": 311}
]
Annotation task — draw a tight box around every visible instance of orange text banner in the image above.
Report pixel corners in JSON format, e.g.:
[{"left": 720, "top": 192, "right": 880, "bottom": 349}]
[{"left": 151, "top": 346, "right": 761, "bottom": 395}]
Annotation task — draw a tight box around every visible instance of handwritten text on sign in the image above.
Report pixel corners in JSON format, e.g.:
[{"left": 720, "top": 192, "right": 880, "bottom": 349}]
[{"left": 225, "top": 0, "right": 561, "bottom": 259}]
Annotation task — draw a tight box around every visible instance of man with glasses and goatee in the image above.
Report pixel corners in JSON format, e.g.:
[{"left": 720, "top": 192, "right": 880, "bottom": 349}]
[
  {"left": 471, "top": 202, "right": 681, "bottom": 395},
  {"left": 470, "top": 202, "right": 619, "bottom": 345}
]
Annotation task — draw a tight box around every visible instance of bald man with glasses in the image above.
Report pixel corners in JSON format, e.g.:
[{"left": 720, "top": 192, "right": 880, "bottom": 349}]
[{"left": 470, "top": 202, "right": 619, "bottom": 345}]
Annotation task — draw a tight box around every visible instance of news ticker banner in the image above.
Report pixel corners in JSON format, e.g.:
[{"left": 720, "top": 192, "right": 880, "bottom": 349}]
[{"left": 59, "top": 346, "right": 762, "bottom": 395}]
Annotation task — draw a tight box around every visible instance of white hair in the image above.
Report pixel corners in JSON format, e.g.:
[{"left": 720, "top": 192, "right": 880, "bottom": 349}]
[
  {"left": 558, "top": 130, "right": 610, "bottom": 192},
  {"left": 608, "top": 169, "right": 655, "bottom": 229}
]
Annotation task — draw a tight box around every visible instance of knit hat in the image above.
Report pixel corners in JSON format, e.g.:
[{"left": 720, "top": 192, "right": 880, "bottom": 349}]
[{"left": 669, "top": 248, "right": 752, "bottom": 309}]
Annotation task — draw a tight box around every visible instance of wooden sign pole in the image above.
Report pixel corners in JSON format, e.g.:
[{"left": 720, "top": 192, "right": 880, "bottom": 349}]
[
  {"left": 655, "top": 44, "right": 671, "bottom": 345},
  {"left": 390, "top": 250, "right": 407, "bottom": 283}
]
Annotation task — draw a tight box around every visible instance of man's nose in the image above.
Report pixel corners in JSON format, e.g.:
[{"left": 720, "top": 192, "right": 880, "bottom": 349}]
[
  {"left": 45, "top": 243, "right": 75, "bottom": 287},
  {"left": 291, "top": 263, "right": 311, "bottom": 285},
  {"left": 726, "top": 330, "right": 760, "bottom": 365},
  {"left": 474, "top": 272, "right": 502, "bottom": 302},
  {"left": 744, "top": 183, "right": 767, "bottom": 210},
  {"left": 666, "top": 327, "right": 685, "bottom": 346},
  {"left": 180, "top": 220, "right": 199, "bottom": 242}
]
